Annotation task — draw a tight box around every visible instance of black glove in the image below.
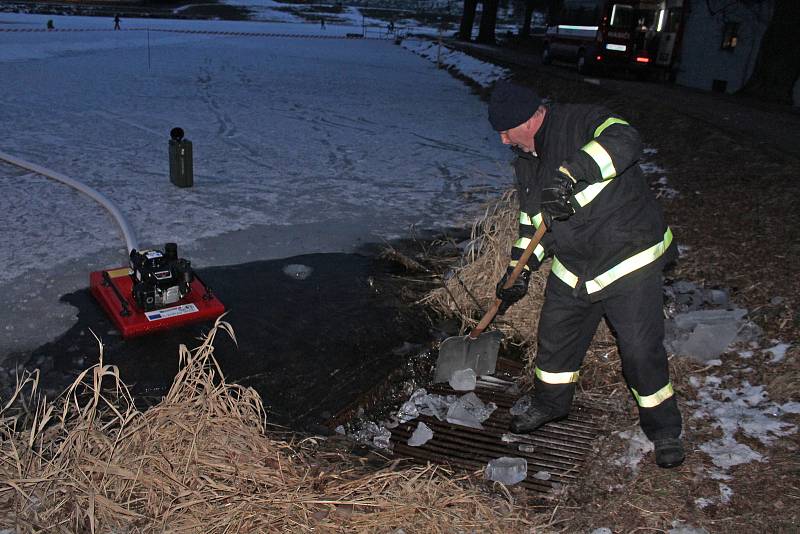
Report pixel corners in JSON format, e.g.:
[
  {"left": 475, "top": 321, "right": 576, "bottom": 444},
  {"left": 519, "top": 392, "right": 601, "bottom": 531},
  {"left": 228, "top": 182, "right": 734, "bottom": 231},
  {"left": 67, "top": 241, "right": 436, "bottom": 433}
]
[
  {"left": 541, "top": 169, "right": 576, "bottom": 229},
  {"left": 495, "top": 268, "right": 531, "bottom": 315}
]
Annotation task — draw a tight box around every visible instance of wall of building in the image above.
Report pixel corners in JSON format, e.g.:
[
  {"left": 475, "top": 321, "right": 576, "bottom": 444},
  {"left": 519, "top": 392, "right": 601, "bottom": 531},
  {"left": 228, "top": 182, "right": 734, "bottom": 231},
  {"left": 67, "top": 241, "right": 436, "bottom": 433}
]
[{"left": 675, "top": 0, "right": 773, "bottom": 95}]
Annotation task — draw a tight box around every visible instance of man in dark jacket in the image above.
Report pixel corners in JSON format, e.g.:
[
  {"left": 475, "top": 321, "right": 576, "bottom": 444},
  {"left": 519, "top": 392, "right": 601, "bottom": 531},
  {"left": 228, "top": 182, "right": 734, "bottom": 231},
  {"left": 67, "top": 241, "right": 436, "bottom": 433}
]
[{"left": 488, "top": 80, "right": 684, "bottom": 468}]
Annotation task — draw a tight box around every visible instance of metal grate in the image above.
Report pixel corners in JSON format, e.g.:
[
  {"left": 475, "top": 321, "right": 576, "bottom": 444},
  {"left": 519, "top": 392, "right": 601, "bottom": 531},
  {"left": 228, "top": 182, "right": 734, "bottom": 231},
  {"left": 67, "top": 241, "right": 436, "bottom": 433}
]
[{"left": 388, "top": 371, "right": 605, "bottom": 493}]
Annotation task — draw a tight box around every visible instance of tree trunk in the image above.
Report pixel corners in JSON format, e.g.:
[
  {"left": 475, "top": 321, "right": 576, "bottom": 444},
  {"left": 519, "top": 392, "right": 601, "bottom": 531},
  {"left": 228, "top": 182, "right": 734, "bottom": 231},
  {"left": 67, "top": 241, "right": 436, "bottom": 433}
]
[
  {"left": 477, "top": 0, "right": 499, "bottom": 44},
  {"left": 739, "top": 0, "right": 800, "bottom": 104},
  {"left": 521, "top": 0, "right": 534, "bottom": 38},
  {"left": 459, "top": 0, "right": 479, "bottom": 41}
]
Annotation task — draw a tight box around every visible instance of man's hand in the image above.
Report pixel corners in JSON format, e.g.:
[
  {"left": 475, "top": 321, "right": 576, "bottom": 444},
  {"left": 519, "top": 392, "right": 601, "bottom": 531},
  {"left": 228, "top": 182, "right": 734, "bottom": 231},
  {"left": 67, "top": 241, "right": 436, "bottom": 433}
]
[
  {"left": 541, "top": 169, "right": 576, "bottom": 228},
  {"left": 496, "top": 268, "right": 531, "bottom": 315}
]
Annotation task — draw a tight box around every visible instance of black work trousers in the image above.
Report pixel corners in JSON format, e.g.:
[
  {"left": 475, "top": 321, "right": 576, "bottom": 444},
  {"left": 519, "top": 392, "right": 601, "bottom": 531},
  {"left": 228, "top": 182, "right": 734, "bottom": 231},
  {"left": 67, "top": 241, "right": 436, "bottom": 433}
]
[{"left": 533, "top": 270, "right": 682, "bottom": 441}]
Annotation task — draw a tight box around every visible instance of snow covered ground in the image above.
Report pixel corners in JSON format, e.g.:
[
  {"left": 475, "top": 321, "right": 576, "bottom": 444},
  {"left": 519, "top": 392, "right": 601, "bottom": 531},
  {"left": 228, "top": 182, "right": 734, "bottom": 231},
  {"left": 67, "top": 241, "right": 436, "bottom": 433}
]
[{"left": 0, "top": 12, "right": 510, "bottom": 353}]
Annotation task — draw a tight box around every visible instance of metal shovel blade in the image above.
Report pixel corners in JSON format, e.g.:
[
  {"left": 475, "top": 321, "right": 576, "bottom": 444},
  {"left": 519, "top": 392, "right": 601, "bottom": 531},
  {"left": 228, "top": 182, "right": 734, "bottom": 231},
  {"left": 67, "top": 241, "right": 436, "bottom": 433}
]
[{"left": 433, "top": 330, "right": 503, "bottom": 383}]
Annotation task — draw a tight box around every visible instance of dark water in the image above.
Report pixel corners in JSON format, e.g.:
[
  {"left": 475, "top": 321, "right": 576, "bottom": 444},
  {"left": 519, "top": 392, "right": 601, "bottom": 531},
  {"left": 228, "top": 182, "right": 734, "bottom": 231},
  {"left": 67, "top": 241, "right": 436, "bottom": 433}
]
[{"left": 4, "top": 253, "right": 434, "bottom": 431}]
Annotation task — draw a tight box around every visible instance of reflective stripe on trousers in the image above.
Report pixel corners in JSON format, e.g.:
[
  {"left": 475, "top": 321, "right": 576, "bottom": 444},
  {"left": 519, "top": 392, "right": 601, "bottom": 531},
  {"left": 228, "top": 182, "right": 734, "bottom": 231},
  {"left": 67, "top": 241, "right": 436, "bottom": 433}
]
[
  {"left": 551, "top": 227, "right": 673, "bottom": 294},
  {"left": 535, "top": 366, "right": 580, "bottom": 384},
  {"left": 632, "top": 382, "right": 674, "bottom": 408}
]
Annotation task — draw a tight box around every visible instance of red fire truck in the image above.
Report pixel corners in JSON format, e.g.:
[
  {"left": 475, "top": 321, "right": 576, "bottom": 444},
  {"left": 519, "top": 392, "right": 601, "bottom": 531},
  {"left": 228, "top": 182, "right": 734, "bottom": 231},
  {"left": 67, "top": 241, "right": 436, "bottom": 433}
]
[{"left": 542, "top": 0, "right": 683, "bottom": 76}]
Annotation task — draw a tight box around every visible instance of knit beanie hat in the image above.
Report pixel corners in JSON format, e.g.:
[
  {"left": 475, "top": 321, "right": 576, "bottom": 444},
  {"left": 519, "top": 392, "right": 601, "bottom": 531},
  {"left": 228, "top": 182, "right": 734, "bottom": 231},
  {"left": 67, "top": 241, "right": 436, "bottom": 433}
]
[{"left": 488, "top": 80, "right": 542, "bottom": 131}]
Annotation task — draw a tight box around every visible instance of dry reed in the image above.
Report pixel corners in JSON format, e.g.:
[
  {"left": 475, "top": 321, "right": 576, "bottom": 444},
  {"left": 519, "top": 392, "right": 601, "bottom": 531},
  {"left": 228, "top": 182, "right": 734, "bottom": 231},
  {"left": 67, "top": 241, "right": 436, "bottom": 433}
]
[
  {"left": 0, "top": 319, "right": 547, "bottom": 533},
  {"left": 421, "top": 189, "right": 612, "bottom": 378}
]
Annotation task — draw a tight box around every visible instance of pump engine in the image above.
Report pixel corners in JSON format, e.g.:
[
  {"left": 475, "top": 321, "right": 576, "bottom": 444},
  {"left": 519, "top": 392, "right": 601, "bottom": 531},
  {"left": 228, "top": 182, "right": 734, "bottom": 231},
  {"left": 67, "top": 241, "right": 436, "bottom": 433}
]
[{"left": 129, "top": 242, "right": 193, "bottom": 311}]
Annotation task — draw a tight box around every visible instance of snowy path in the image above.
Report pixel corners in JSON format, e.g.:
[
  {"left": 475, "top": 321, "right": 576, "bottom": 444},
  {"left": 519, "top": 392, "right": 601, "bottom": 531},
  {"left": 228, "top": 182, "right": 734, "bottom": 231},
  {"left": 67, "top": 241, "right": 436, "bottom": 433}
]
[{"left": 0, "top": 14, "right": 510, "bottom": 353}]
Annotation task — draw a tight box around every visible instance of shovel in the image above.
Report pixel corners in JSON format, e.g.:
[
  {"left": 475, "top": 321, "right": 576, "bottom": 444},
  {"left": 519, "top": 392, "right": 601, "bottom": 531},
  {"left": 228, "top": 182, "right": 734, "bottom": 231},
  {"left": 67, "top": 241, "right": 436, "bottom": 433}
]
[{"left": 434, "top": 222, "right": 547, "bottom": 383}]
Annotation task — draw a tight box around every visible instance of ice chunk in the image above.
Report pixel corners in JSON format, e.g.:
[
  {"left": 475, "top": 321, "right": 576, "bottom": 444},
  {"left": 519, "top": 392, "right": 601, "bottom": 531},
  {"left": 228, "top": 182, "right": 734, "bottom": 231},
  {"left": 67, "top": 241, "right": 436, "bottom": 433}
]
[
  {"left": 397, "top": 400, "right": 419, "bottom": 423},
  {"left": 509, "top": 395, "right": 531, "bottom": 416},
  {"left": 704, "top": 288, "right": 729, "bottom": 307},
  {"left": 781, "top": 402, "right": 800, "bottom": 414},
  {"left": 484, "top": 457, "right": 527, "bottom": 485},
  {"left": 433, "top": 330, "right": 502, "bottom": 382},
  {"left": 699, "top": 437, "right": 762, "bottom": 469},
  {"left": 668, "top": 525, "right": 710, "bottom": 534},
  {"left": 666, "top": 308, "right": 749, "bottom": 362},
  {"left": 446, "top": 392, "right": 496, "bottom": 429},
  {"left": 766, "top": 343, "right": 790, "bottom": 363},
  {"left": 532, "top": 470, "right": 551, "bottom": 481},
  {"left": 590, "top": 528, "right": 613, "bottom": 534},
  {"left": 282, "top": 263, "right": 313, "bottom": 280},
  {"left": 673, "top": 308, "right": 747, "bottom": 330},
  {"left": 408, "top": 422, "right": 433, "bottom": 447},
  {"left": 694, "top": 498, "right": 712, "bottom": 509},
  {"left": 352, "top": 422, "right": 392, "bottom": 450},
  {"left": 449, "top": 368, "right": 477, "bottom": 391},
  {"left": 373, "top": 428, "right": 391, "bottom": 449},
  {"left": 518, "top": 444, "right": 536, "bottom": 453},
  {"left": 719, "top": 483, "right": 733, "bottom": 504},
  {"left": 421, "top": 394, "right": 451, "bottom": 421}
]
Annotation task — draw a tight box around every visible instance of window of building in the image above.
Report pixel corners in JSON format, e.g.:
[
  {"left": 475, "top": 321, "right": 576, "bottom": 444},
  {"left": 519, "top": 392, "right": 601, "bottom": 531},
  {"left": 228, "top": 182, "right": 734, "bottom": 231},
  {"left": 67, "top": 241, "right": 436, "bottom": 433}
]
[{"left": 721, "top": 22, "right": 739, "bottom": 50}]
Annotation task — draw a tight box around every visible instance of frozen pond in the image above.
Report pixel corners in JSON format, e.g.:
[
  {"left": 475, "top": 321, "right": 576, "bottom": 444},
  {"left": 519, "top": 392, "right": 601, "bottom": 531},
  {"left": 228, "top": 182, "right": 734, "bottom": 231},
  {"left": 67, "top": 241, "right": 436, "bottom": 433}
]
[{"left": 0, "top": 14, "right": 510, "bottom": 353}]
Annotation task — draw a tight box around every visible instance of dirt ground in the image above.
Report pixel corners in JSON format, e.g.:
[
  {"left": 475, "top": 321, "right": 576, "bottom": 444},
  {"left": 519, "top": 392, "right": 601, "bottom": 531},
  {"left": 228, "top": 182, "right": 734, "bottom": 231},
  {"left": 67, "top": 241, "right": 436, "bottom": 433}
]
[{"left": 429, "top": 50, "right": 800, "bottom": 532}]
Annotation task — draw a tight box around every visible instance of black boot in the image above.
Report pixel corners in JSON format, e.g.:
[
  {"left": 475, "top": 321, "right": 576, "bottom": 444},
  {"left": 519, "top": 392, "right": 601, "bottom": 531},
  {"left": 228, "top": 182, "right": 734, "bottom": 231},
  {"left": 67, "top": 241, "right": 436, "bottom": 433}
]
[
  {"left": 510, "top": 404, "right": 567, "bottom": 433},
  {"left": 654, "top": 438, "right": 685, "bottom": 468}
]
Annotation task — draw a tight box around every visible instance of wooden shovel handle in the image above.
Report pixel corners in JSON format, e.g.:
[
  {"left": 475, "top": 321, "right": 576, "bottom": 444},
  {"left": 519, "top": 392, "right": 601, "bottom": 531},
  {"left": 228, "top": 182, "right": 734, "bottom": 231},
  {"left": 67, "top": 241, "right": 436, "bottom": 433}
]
[{"left": 468, "top": 222, "right": 547, "bottom": 339}]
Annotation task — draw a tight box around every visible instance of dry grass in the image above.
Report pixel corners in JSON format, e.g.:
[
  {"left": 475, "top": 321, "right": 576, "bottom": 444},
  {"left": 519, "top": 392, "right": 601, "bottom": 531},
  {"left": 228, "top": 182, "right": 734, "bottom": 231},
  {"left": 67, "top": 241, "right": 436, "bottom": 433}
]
[
  {"left": 0, "top": 319, "right": 551, "bottom": 533},
  {"left": 420, "top": 188, "right": 613, "bottom": 385}
]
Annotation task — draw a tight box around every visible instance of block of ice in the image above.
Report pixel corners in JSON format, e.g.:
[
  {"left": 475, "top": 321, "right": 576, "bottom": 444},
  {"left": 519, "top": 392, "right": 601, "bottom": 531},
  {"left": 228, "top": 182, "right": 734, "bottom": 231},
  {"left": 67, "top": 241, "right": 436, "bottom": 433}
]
[
  {"left": 449, "top": 368, "right": 477, "bottom": 391},
  {"left": 484, "top": 457, "right": 527, "bottom": 485},
  {"left": 421, "top": 394, "right": 451, "bottom": 421},
  {"left": 398, "top": 400, "right": 419, "bottom": 423},
  {"left": 533, "top": 470, "right": 551, "bottom": 481},
  {"left": 667, "top": 308, "right": 749, "bottom": 362},
  {"left": 408, "top": 422, "right": 433, "bottom": 447},
  {"left": 446, "top": 392, "right": 496, "bottom": 429}
]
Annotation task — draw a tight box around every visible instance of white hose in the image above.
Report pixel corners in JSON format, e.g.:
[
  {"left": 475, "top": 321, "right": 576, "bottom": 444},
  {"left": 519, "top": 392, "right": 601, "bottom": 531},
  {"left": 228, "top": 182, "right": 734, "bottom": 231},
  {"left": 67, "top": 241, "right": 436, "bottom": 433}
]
[{"left": 0, "top": 150, "right": 139, "bottom": 254}]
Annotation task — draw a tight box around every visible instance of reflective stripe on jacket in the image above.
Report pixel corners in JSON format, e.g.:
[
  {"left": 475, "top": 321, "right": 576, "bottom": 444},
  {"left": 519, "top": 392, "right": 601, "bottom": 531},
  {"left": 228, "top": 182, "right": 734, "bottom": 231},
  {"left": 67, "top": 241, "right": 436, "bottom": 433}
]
[{"left": 508, "top": 103, "right": 676, "bottom": 301}]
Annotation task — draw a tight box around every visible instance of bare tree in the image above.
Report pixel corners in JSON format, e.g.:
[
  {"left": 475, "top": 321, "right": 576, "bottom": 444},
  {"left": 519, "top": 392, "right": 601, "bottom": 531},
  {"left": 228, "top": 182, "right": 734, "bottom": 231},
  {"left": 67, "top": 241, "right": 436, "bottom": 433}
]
[
  {"left": 520, "top": 0, "right": 535, "bottom": 38},
  {"left": 458, "top": 0, "right": 479, "bottom": 40},
  {"left": 477, "top": 0, "right": 500, "bottom": 44},
  {"left": 739, "top": 0, "right": 800, "bottom": 104}
]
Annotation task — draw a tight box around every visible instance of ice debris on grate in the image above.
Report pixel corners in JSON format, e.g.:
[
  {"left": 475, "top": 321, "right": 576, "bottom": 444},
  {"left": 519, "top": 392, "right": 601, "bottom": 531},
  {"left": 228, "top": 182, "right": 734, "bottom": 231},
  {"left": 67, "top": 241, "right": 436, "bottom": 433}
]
[
  {"left": 408, "top": 422, "right": 433, "bottom": 447},
  {"left": 484, "top": 457, "right": 527, "bottom": 485},
  {"left": 446, "top": 392, "right": 496, "bottom": 430},
  {"left": 390, "top": 388, "right": 496, "bottom": 430},
  {"left": 448, "top": 368, "right": 477, "bottom": 391},
  {"left": 350, "top": 421, "right": 392, "bottom": 449},
  {"left": 394, "top": 388, "right": 454, "bottom": 425}
]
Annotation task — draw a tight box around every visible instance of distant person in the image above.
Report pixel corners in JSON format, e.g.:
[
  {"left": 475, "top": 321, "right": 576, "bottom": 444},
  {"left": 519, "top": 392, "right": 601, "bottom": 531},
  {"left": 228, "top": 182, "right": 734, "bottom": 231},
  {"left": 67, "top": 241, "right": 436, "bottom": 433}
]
[
  {"left": 114, "top": 15, "right": 121, "bottom": 30},
  {"left": 320, "top": 17, "right": 325, "bottom": 30},
  {"left": 46, "top": 19, "right": 54, "bottom": 30},
  {"left": 488, "top": 80, "right": 684, "bottom": 469}
]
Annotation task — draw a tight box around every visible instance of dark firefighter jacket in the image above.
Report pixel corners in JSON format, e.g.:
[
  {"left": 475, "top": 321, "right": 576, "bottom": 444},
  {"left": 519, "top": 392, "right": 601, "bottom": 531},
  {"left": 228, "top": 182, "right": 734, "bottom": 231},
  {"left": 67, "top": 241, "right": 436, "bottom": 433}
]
[{"left": 508, "top": 103, "right": 676, "bottom": 302}]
